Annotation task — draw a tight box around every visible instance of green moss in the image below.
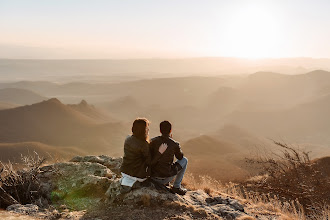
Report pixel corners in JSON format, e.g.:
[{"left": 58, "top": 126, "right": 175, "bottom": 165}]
[
  {"left": 51, "top": 185, "right": 102, "bottom": 210},
  {"left": 51, "top": 190, "right": 67, "bottom": 202}
]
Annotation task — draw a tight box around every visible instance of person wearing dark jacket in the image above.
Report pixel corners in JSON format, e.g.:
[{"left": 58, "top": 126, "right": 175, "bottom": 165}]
[
  {"left": 150, "top": 120, "right": 188, "bottom": 195},
  {"left": 120, "top": 118, "right": 167, "bottom": 192}
]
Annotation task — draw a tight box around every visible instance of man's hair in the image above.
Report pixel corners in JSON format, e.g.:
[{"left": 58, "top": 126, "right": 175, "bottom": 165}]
[
  {"left": 160, "top": 120, "right": 172, "bottom": 136},
  {"left": 132, "top": 118, "right": 149, "bottom": 141}
]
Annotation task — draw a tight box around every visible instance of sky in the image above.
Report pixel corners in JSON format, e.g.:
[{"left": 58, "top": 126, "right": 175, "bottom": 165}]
[{"left": 1, "top": 0, "right": 330, "bottom": 59}]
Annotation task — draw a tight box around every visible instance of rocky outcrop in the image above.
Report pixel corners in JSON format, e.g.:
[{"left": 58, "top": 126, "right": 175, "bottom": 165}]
[
  {"left": 70, "top": 155, "right": 122, "bottom": 175},
  {"left": 4, "top": 155, "right": 252, "bottom": 219},
  {"left": 37, "top": 159, "right": 117, "bottom": 210}
]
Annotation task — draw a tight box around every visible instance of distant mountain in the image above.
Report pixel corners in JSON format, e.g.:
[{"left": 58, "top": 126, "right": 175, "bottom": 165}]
[
  {"left": 0, "top": 81, "right": 59, "bottom": 96},
  {"left": 0, "top": 88, "right": 46, "bottom": 105},
  {"left": 183, "top": 135, "right": 239, "bottom": 155},
  {"left": 0, "top": 98, "right": 127, "bottom": 155},
  {"left": 226, "top": 94, "right": 330, "bottom": 145},
  {"left": 1, "top": 58, "right": 330, "bottom": 81},
  {"left": 181, "top": 125, "right": 273, "bottom": 182},
  {"left": 68, "top": 99, "right": 114, "bottom": 123}
]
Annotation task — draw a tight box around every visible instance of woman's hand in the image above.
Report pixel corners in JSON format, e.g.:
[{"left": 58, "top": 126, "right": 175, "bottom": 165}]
[{"left": 159, "top": 143, "right": 168, "bottom": 154}]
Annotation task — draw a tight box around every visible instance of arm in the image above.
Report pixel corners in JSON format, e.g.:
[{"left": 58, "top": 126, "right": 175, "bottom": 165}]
[{"left": 174, "top": 142, "right": 184, "bottom": 160}]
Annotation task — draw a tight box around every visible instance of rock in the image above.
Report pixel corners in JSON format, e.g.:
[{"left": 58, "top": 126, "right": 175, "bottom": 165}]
[
  {"left": 229, "top": 199, "right": 244, "bottom": 212},
  {"left": 212, "top": 204, "right": 243, "bottom": 219},
  {"left": 206, "top": 195, "right": 245, "bottom": 212},
  {"left": 70, "top": 155, "right": 122, "bottom": 175},
  {"left": 104, "top": 180, "right": 247, "bottom": 219},
  {"left": 7, "top": 204, "right": 39, "bottom": 215},
  {"left": 37, "top": 161, "right": 116, "bottom": 210},
  {"left": 5, "top": 154, "right": 253, "bottom": 219},
  {"left": 105, "top": 179, "right": 181, "bottom": 205}
]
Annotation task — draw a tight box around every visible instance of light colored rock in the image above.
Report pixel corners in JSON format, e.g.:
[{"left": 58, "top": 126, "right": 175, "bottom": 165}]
[
  {"left": 18, "top": 154, "right": 252, "bottom": 218},
  {"left": 70, "top": 155, "right": 122, "bottom": 174},
  {"left": 7, "top": 204, "right": 38, "bottom": 214},
  {"left": 37, "top": 161, "right": 116, "bottom": 210}
]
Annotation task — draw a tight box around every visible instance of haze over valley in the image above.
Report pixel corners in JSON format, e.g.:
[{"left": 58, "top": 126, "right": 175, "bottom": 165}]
[{"left": 0, "top": 59, "right": 330, "bottom": 181}]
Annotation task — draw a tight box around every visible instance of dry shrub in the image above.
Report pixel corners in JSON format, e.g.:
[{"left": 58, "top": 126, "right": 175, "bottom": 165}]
[
  {"left": 246, "top": 141, "right": 313, "bottom": 178},
  {"left": 0, "top": 151, "right": 46, "bottom": 207},
  {"left": 245, "top": 141, "right": 330, "bottom": 215}
]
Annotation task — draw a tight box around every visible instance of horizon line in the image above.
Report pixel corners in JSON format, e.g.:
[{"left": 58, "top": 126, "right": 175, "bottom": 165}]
[{"left": 1, "top": 56, "right": 330, "bottom": 61}]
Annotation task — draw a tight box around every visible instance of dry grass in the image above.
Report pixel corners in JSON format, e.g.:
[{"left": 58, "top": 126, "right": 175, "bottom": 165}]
[
  {"left": 182, "top": 171, "right": 330, "bottom": 219},
  {"left": 244, "top": 141, "right": 330, "bottom": 215},
  {"left": 182, "top": 172, "right": 223, "bottom": 196},
  {"left": 222, "top": 182, "right": 307, "bottom": 220}
]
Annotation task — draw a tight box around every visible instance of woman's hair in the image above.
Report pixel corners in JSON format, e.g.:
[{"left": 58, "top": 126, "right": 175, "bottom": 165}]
[{"left": 132, "top": 118, "right": 150, "bottom": 142}]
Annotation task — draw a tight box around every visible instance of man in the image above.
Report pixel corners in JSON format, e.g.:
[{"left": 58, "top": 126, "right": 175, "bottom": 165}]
[{"left": 150, "top": 120, "right": 188, "bottom": 195}]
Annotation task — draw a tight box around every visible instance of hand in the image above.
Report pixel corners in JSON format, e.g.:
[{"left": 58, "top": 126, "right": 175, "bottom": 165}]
[{"left": 159, "top": 143, "right": 168, "bottom": 154}]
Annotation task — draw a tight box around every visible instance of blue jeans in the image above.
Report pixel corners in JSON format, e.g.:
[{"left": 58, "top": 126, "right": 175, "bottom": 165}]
[{"left": 152, "top": 157, "right": 188, "bottom": 188}]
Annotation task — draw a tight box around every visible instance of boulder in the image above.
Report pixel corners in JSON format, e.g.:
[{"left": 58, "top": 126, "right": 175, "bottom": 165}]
[
  {"left": 38, "top": 161, "right": 116, "bottom": 210},
  {"left": 70, "top": 155, "right": 122, "bottom": 175}
]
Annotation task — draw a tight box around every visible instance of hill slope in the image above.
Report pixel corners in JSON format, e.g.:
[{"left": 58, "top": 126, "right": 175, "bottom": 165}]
[{"left": 0, "top": 98, "right": 126, "bottom": 155}]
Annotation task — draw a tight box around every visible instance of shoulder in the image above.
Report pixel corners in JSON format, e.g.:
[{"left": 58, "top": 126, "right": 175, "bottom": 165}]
[
  {"left": 168, "top": 137, "right": 180, "bottom": 146},
  {"left": 124, "top": 135, "right": 133, "bottom": 143},
  {"left": 125, "top": 135, "right": 148, "bottom": 148},
  {"left": 150, "top": 136, "right": 162, "bottom": 143}
]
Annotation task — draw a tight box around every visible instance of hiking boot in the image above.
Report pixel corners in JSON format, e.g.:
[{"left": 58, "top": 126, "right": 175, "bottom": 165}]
[{"left": 171, "top": 187, "right": 187, "bottom": 195}]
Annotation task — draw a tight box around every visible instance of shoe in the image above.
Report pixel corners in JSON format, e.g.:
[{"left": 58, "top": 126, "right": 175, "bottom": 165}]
[{"left": 171, "top": 187, "right": 187, "bottom": 195}]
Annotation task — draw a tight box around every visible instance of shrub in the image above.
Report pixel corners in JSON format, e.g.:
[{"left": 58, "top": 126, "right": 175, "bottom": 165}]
[
  {"left": 0, "top": 151, "right": 46, "bottom": 208},
  {"left": 245, "top": 141, "right": 328, "bottom": 215}
]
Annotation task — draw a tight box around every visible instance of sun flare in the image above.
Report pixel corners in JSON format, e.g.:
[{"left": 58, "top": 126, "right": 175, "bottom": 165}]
[{"left": 219, "top": 5, "right": 283, "bottom": 59}]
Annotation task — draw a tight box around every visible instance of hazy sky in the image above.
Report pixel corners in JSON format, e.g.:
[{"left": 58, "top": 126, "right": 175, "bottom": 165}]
[{"left": 1, "top": 0, "right": 330, "bottom": 59}]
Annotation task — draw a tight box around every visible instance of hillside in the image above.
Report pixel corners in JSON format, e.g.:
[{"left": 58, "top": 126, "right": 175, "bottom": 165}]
[
  {"left": 68, "top": 99, "right": 114, "bottom": 123},
  {"left": 181, "top": 125, "right": 275, "bottom": 182},
  {"left": 0, "top": 98, "right": 127, "bottom": 155},
  {"left": 226, "top": 94, "right": 330, "bottom": 145}
]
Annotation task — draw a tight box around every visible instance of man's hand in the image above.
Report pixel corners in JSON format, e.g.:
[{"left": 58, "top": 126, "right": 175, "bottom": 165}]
[{"left": 159, "top": 143, "right": 168, "bottom": 154}]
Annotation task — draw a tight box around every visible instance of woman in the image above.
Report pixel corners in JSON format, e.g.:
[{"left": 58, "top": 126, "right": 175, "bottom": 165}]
[{"left": 120, "top": 118, "right": 166, "bottom": 192}]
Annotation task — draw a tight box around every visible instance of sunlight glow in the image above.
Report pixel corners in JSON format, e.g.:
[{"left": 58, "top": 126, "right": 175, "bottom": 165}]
[{"left": 219, "top": 5, "right": 283, "bottom": 59}]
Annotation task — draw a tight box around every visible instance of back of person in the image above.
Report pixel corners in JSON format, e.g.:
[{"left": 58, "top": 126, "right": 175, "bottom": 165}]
[
  {"left": 149, "top": 120, "right": 188, "bottom": 195},
  {"left": 121, "top": 135, "right": 150, "bottom": 179},
  {"left": 150, "top": 135, "right": 183, "bottom": 177}
]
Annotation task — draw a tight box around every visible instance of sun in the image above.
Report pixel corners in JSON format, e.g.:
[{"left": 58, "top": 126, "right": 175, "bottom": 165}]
[{"left": 216, "top": 5, "right": 283, "bottom": 59}]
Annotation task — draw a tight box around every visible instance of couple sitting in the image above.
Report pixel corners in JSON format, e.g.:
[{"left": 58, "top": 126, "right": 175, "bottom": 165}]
[{"left": 120, "top": 118, "right": 188, "bottom": 195}]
